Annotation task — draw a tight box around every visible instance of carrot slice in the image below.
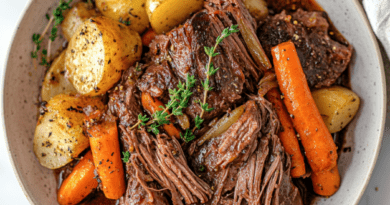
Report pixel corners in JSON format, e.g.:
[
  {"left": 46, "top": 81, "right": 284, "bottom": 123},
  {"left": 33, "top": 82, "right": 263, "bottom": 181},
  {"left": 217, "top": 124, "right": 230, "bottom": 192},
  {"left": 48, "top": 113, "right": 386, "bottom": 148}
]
[
  {"left": 271, "top": 41, "right": 338, "bottom": 173},
  {"left": 87, "top": 121, "right": 126, "bottom": 199},
  {"left": 141, "top": 92, "right": 181, "bottom": 138},
  {"left": 57, "top": 151, "right": 98, "bottom": 205},
  {"left": 142, "top": 28, "right": 157, "bottom": 46},
  {"left": 266, "top": 87, "right": 306, "bottom": 178},
  {"left": 311, "top": 166, "right": 340, "bottom": 196}
]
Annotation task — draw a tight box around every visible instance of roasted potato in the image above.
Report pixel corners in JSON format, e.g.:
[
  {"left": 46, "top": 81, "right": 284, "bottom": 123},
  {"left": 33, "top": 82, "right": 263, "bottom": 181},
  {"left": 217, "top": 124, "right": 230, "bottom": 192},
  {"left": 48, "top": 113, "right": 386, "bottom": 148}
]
[
  {"left": 65, "top": 16, "right": 142, "bottom": 96},
  {"left": 41, "top": 50, "right": 77, "bottom": 102},
  {"left": 61, "top": 2, "right": 98, "bottom": 41},
  {"left": 242, "top": 0, "right": 268, "bottom": 21},
  {"left": 33, "top": 94, "right": 104, "bottom": 169},
  {"left": 146, "top": 0, "right": 204, "bottom": 34},
  {"left": 312, "top": 86, "right": 360, "bottom": 133},
  {"left": 96, "top": 0, "right": 149, "bottom": 34}
]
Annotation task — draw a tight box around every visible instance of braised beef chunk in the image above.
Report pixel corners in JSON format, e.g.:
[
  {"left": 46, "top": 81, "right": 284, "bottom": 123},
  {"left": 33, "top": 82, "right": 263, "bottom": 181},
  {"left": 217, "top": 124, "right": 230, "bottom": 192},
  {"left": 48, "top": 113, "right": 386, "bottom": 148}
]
[
  {"left": 120, "top": 127, "right": 212, "bottom": 205},
  {"left": 191, "top": 98, "right": 302, "bottom": 205},
  {"left": 145, "top": 1, "right": 262, "bottom": 121},
  {"left": 138, "top": 61, "right": 179, "bottom": 98},
  {"left": 107, "top": 67, "right": 143, "bottom": 127},
  {"left": 258, "top": 9, "right": 353, "bottom": 88}
]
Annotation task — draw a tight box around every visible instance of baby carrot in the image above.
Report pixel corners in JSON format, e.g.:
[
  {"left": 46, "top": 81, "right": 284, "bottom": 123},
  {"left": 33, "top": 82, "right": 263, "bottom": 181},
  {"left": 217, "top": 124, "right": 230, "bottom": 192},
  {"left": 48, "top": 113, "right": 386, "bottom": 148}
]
[
  {"left": 271, "top": 41, "right": 338, "bottom": 173},
  {"left": 266, "top": 87, "right": 306, "bottom": 178},
  {"left": 141, "top": 92, "right": 181, "bottom": 138},
  {"left": 311, "top": 166, "right": 340, "bottom": 196},
  {"left": 87, "top": 120, "right": 126, "bottom": 200},
  {"left": 142, "top": 28, "right": 157, "bottom": 46},
  {"left": 57, "top": 151, "right": 98, "bottom": 205}
]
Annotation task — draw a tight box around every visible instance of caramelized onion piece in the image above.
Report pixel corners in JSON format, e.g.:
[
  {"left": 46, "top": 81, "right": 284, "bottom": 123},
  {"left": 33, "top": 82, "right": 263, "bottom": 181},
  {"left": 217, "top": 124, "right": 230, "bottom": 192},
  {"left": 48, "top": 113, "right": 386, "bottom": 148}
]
[
  {"left": 197, "top": 104, "right": 246, "bottom": 146},
  {"left": 177, "top": 114, "right": 190, "bottom": 130},
  {"left": 238, "top": 18, "right": 271, "bottom": 71}
]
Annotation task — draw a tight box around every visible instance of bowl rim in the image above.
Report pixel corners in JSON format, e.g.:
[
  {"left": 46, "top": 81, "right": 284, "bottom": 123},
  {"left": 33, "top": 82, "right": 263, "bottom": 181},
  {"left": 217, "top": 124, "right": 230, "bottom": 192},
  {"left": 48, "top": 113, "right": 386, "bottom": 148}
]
[
  {"left": 1, "top": 0, "right": 386, "bottom": 204},
  {"left": 1, "top": 0, "right": 36, "bottom": 204}
]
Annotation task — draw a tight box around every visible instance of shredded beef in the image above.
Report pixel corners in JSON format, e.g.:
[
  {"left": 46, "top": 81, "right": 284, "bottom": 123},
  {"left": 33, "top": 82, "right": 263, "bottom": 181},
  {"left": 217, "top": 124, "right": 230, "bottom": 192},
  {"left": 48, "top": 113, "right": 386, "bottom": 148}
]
[
  {"left": 191, "top": 98, "right": 302, "bottom": 205},
  {"left": 258, "top": 9, "right": 352, "bottom": 88},
  {"left": 107, "top": 67, "right": 143, "bottom": 127},
  {"left": 120, "top": 127, "right": 212, "bottom": 205}
]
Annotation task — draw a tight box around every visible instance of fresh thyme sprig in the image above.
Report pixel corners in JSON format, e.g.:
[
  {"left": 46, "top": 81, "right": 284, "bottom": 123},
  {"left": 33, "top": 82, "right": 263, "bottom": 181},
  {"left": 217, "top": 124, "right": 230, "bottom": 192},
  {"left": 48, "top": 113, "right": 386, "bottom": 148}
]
[
  {"left": 31, "top": 34, "right": 42, "bottom": 59},
  {"left": 129, "top": 114, "right": 150, "bottom": 130},
  {"left": 192, "top": 25, "right": 239, "bottom": 132},
  {"left": 50, "top": 0, "right": 72, "bottom": 41},
  {"left": 147, "top": 74, "right": 196, "bottom": 135},
  {"left": 39, "top": 49, "right": 50, "bottom": 66},
  {"left": 30, "top": 0, "right": 72, "bottom": 68}
]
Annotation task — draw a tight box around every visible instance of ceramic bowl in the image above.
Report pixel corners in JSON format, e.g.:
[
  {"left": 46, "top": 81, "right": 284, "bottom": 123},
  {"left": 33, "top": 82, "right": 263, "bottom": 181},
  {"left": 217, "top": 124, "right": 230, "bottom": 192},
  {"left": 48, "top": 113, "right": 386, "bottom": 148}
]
[{"left": 2, "top": 0, "right": 386, "bottom": 204}]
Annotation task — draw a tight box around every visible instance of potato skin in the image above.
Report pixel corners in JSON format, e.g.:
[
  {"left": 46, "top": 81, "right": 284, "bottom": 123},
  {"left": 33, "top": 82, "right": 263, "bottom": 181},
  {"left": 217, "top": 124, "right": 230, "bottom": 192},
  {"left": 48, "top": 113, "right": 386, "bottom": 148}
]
[
  {"left": 65, "top": 16, "right": 142, "bottom": 96},
  {"left": 96, "top": 0, "right": 149, "bottom": 34},
  {"left": 41, "top": 50, "right": 77, "bottom": 101},
  {"left": 33, "top": 94, "right": 104, "bottom": 169},
  {"left": 242, "top": 0, "right": 268, "bottom": 21},
  {"left": 61, "top": 2, "right": 97, "bottom": 41},
  {"left": 146, "top": 0, "right": 204, "bottom": 34},
  {"left": 312, "top": 86, "right": 360, "bottom": 133}
]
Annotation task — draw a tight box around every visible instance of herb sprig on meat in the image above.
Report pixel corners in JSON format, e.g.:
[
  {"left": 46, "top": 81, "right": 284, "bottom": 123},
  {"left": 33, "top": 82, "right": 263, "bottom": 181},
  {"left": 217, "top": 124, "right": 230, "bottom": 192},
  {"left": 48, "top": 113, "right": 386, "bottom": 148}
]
[
  {"left": 130, "top": 25, "right": 239, "bottom": 143},
  {"left": 193, "top": 25, "right": 240, "bottom": 132}
]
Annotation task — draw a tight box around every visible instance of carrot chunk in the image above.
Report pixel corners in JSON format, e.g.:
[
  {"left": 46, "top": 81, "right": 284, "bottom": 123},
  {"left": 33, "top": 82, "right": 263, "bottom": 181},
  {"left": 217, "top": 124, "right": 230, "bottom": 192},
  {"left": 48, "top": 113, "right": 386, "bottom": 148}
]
[
  {"left": 87, "top": 121, "right": 126, "bottom": 199},
  {"left": 142, "top": 28, "right": 157, "bottom": 46},
  {"left": 57, "top": 151, "right": 98, "bottom": 205},
  {"left": 311, "top": 166, "right": 340, "bottom": 196},
  {"left": 271, "top": 41, "right": 338, "bottom": 173},
  {"left": 266, "top": 87, "right": 306, "bottom": 178},
  {"left": 141, "top": 92, "right": 181, "bottom": 138}
]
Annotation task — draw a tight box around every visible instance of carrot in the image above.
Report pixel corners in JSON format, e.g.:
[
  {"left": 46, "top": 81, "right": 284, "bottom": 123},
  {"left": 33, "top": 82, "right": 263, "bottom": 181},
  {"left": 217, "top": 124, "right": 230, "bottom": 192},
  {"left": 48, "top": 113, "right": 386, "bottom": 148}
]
[
  {"left": 87, "top": 120, "right": 126, "bottom": 199},
  {"left": 271, "top": 41, "right": 338, "bottom": 173},
  {"left": 142, "top": 28, "right": 157, "bottom": 46},
  {"left": 311, "top": 166, "right": 340, "bottom": 196},
  {"left": 141, "top": 92, "right": 181, "bottom": 138},
  {"left": 57, "top": 151, "right": 98, "bottom": 205},
  {"left": 266, "top": 87, "right": 306, "bottom": 178}
]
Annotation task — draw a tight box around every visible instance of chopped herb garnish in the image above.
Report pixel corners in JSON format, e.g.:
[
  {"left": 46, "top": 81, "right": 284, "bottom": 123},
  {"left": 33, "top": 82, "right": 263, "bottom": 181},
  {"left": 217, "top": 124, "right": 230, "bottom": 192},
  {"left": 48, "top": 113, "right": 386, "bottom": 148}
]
[
  {"left": 199, "top": 165, "right": 205, "bottom": 172},
  {"left": 39, "top": 49, "right": 50, "bottom": 66},
  {"left": 31, "top": 33, "right": 42, "bottom": 59},
  {"left": 119, "top": 19, "right": 131, "bottom": 26},
  {"left": 122, "top": 151, "right": 130, "bottom": 163},
  {"left": 135, "top": 62, "right": 141, "bottom": 71}
]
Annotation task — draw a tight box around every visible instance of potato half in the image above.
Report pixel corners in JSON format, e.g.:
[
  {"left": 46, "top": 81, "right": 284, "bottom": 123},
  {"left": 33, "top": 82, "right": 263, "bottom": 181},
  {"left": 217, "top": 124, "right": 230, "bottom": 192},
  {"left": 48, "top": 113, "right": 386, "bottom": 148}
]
[
  {"left": 65, "top": 16, "right": 142, "bottom": 96},
  {"left": 312, "top": 86, "right": 360, "bottom": 133},
  {"left": 33, "top": 94, "right": 104, "bottom": 169},
  {"left": 41, "top": 50, "right": 77, "bottom": 102},
  {"left": 96, "top": 0, "right": 149, "bottom": 34},
  {"left": 146, "top": 0, "right": 204, "bottom": 34},
  {"left": 61, "top": 2, "right": 98, "bottom": 41}
]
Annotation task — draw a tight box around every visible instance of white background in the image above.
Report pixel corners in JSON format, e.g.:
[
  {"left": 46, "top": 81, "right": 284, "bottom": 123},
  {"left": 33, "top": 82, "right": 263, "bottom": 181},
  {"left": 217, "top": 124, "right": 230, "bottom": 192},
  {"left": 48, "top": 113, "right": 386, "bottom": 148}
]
[{"left": 0, "top": 0, "right": 389, "bottom": 204}]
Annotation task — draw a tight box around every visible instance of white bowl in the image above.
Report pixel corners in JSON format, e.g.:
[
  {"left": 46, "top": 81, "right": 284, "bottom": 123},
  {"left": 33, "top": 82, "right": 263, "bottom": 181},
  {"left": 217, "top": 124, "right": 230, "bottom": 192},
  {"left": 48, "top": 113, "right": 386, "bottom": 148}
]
[{"left": 2, "top": 0, "right": 386, "bottom": 204}]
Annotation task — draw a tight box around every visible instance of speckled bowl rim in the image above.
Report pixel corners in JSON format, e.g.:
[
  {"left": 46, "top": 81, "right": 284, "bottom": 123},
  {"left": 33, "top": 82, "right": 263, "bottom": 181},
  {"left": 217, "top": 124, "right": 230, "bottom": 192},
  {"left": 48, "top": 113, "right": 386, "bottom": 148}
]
[{"left": 1, "top": 0, "right": 385, "bottom": 204}]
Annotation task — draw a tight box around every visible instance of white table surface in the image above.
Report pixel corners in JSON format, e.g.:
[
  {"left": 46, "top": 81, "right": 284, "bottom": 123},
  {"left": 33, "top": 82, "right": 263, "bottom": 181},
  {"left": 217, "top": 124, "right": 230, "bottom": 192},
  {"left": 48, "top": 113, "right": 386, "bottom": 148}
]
[{"left": 1, "top": 0, "right": 389, "bottom": 204}]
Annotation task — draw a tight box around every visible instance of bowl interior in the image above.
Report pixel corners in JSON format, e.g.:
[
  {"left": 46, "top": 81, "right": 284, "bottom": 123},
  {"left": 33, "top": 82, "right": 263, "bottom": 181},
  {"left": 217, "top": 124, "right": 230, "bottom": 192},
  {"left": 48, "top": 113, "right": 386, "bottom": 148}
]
[{"left": 2, "top": 0, "right": 385, "bottom": 204}]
